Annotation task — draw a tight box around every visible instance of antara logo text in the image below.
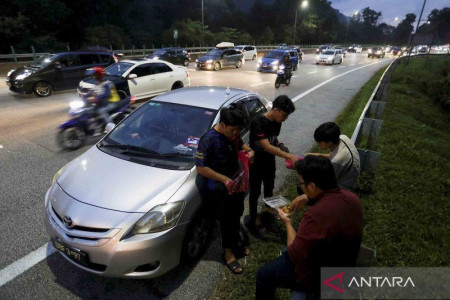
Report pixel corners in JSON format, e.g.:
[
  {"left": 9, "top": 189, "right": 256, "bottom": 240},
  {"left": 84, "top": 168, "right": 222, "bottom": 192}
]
[{"left": 324, "top": 272, "right": 415, "bottom": 294}]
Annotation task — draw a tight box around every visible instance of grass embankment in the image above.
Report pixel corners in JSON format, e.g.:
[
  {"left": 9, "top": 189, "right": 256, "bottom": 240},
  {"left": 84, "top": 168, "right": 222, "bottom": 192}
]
[
  {"left": 210, "top": 66, "right": 389, "bottom": 300},
  {"left": 211, "top": 56, "right": 450, "bottom": 299}
]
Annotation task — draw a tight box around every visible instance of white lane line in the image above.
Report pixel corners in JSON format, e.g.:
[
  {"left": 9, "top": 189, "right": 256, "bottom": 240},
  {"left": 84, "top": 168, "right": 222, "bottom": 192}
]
[
  {"left": 0, "top": 242, "right": 56, "bottom": 287},
  {"left": 307, "top": 71, "right": 317, "bottom": 74},
  {"left": 339, "top": 66, "right": 346, "bottom": 68},
  {"left": 292, "top": 60, "right": 382, "bottom": 103},
  {"left": 250, "top": 81, "right": 270, "bottom": 87}
]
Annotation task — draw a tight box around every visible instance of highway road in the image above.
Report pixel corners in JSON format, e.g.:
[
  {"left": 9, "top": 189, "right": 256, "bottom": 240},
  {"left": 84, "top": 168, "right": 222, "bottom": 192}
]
[{"left": 0, "top": 52, "right": 393, "bottom": 299}]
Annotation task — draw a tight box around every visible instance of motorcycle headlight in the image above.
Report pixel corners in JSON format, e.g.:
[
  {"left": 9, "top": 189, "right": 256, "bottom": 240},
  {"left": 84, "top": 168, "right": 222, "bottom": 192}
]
[
  {"left": 279, "top": 65, "right": 285, "bottom": 70},
  {"left": 258, "top": 59, "right": 262, "bottom": 63},
  {"left": 15, "top": 73, "right": 30, "bottom": 80},
  {"left": 7, "top": 70, "right": 15, "bottom": 77},
  {"left": 206, "top": 59, "right": 213, "bottom": 63},
  {"left": 131, "top": 201, "right": 185, "bottom": 234},
  {"left": 69, "top": 100, "right": 85, "bottom": 109},
  {"left": 377, "top": 51, "right": 382, "bottom": 54}
]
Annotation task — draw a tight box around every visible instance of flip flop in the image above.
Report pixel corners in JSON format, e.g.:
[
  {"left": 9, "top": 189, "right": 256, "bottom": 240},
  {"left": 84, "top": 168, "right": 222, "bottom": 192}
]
[{"left": 224, "top": 256, "right": 243, "bottom": 275}]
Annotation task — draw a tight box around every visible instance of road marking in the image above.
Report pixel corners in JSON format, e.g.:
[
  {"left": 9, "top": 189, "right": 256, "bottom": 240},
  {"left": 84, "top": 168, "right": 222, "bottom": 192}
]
[
  {"left": 307, "top": 71, "right": 317, "bottom": 74},
  {"left": 250, "top": 81, "right": 270, "bottom": 87},
  {"left": 291, "top": 60, "right": 382, "bottom": 103},
  {"left": 0, "top": 242, "right": 56, "bottom": 287}
]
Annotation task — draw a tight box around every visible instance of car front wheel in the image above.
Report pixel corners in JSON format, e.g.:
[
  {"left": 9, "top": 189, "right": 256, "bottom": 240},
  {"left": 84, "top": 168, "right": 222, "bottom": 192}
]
[
  {"left": 183, "top": 59, "right": 189, "bottom": 66},
  {"left": 171, "top": 81, "right": 184, "bottom": 90},
  {"left": 33, "top": 81, "right": 52, "bottom": 97},
  {"left": 182, "top": 210, "right": 213, "bottom": 262},
  {"left": 236, "top": 60, "right": 242, "bottom": 68},
  {"left": 214, "top": 62, "right": 221, "bottom": 71}
]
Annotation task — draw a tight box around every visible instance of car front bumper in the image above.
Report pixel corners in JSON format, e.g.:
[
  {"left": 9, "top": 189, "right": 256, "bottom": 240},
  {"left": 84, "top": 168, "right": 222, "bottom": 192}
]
[
  {"left": 44, "top": 185, "right": 188, "bottom": 278},
  {"left": 6, "top": 79, "right": 33, "bottom": 94}
]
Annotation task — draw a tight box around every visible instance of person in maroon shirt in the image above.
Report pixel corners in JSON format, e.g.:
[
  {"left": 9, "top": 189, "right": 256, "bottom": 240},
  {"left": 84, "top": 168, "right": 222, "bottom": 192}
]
[{"left": 255, "top": 156, "right": 363, "bottom": 299}]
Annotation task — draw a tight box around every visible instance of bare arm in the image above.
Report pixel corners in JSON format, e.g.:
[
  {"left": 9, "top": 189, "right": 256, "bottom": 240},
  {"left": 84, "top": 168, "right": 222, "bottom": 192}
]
[
  {"left": 277, "top": 208, "right": 297, "bottom": 247},
  {"left": 258, "top": 139, "right": 297, "bottom": 161},
  {"left": 196, "top": 166, "right": 232, "bottom": 184},
  {"left": 305, "top": 152, "right": 331, "bottom": 158}
]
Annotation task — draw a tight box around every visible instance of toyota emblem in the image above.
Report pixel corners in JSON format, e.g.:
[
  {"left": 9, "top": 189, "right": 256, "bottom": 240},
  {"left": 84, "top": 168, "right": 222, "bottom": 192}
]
[{"left": 63, "top": 215, "right": 75, "bottom": 229}]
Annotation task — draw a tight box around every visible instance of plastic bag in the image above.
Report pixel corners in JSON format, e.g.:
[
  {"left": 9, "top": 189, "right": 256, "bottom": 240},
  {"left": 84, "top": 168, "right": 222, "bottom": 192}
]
[
  {"left": 228, "top": 150, "right": 250, "bottom": 193},
  {"left": 285, "top": 155, "right": 303, "bottom": 169}
]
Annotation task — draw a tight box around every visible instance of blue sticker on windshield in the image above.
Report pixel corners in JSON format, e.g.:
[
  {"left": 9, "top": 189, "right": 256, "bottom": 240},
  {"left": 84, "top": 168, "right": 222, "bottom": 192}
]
[{"left": 185, "top": 136, "right": 200, "bottom": 148}]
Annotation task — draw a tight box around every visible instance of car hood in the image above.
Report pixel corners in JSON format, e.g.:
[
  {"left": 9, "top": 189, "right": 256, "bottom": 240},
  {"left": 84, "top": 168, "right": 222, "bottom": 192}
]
[
  {"left": 319, "top": 54, "right": 334, "bottom": 59},
  {"left": 56, "top": 146, "right": 191, "bottom": 213},
  {"left": 8, "top": 66, "right": 38, "bottom": 79},
  {"left": 197, "top": 55, "right": 220, "bottom": 62},
  {"left": 81, "top": 75, "right": 124, "bottom": 85}
]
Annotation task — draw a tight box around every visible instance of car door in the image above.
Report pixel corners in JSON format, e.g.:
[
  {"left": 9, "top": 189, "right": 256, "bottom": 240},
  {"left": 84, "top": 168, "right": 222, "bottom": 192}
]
[
  {"left": 239, "top": 97, "right": 268, "bottom": 143},
  {"left": 165, "top": 49, "right": 176, "bottom": 64},
  {"left": 220, "top": 50, "right": 231, "bottom": 66},
  {"left": 55, "top": 54, "right": 82, "bottom": 89},
  {"left": 126, "top": 63, "right": 155, "bottom": 99},
  {"left": 149, "top": 62, "right": 174, "bottom": 95}
]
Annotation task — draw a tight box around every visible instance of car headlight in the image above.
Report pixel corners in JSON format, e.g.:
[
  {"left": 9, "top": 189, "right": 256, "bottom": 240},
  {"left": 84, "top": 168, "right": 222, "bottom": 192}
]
[
  {"left": 377, "top": 51, "right": 382, "bottom": 54},
  {"left": 131, "top": 201, "right": 185, "bottom": 234},
  {"left": 195, "top": 59, "right": 198, "bottom": 62},
  {"left": 52, "top": 165, "right": 67, "bottom": 185},
  {"left": 206, "top": 59, "right": 213, "bottom": 63},
  {"left": 316, "top": 49, "right": 319, "bottom": 52},
  {"left": 69, "top": 100, "right": 85, "bottom": 109},
  {"left": 258, "top": 59, "right": 262, "bottom": 63},
  {"left": 271, "top": 61, "right": 278, "bottom": 65},
  {"left": 7, "top": 70, "right": 15, "bottom": 77},
  {"left": 15, "top": 73, "right": 30, "bottom": 80},
  {"left": 368, "top": 49, "right": 372, "bottom": 53}
]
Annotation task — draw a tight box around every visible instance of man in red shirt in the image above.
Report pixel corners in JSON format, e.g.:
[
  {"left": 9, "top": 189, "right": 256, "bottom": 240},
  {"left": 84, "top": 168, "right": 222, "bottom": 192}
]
[{"left": 255, "top": 156, "right": 363, "bottom": 298}]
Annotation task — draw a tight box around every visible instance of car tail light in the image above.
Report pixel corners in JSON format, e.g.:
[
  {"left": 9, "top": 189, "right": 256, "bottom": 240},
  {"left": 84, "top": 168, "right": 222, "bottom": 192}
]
[{"left": 130, "top": 96, "right": 137, "bottom": 104}]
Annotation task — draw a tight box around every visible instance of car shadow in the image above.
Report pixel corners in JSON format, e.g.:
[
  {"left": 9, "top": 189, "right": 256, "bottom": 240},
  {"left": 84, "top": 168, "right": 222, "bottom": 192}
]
[{"left": 46, "top": 227, "right": 225, "bottom": 299}]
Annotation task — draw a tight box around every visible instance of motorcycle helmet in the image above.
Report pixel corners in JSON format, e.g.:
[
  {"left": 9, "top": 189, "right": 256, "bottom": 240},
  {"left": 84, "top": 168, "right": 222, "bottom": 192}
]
[{"left": 93, "top": 67, "right": 106, "bottom": 80}]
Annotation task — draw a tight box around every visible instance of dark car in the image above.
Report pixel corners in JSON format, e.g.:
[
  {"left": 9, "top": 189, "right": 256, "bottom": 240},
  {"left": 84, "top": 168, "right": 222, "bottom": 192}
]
[
  {"left": 196, "top": 48, "right": 244, "bottom": 71},
  {"left": 316, "top": 44, "right": 332, "bottom": 54},
  {"left": 391, "top": 46, "right": 402, "bottom": 56},
  {"left": 257, "top": 49, "right": 299, "bottom": 72},
  {"left": 6, "top": 51, "right": 117, "bottom": 97},
  {"left": 146, "top": 47, "right": 190, "bottom": 66},
  {"left": 368, "top": 47, "right": 385, "bottom": 58}
]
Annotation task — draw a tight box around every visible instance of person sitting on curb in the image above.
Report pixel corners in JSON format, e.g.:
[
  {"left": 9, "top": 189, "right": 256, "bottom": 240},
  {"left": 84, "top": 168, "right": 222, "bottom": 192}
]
[
  {"left": 255, "top": 156, "right": 363, "bottom": 299},
  {"left": 307, "top": 122, "right": 360, "bottom": 191}
]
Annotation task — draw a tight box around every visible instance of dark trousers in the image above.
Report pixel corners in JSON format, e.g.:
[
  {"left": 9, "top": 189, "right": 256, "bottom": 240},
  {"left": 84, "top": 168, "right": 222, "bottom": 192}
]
[
  {"left": 196, "top": 177, "right": 245, "bottom": 249},
  {"left": 249, "top": 159, "right": 276, "bottom": 219},
  {"left": 256, "top": 250, "right": 306, "bottom": 300}
]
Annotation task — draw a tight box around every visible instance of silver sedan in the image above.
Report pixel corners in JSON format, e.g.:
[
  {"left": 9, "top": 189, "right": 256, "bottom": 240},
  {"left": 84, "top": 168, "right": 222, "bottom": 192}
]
[{"left": 44, "top": 86, "right": 270, "bottom": 278}]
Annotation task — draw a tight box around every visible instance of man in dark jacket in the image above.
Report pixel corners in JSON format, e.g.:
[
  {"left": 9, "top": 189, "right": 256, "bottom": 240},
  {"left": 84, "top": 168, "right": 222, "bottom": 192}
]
[{"left": 255, "top": 156, "right": 363, "bottom": 298}]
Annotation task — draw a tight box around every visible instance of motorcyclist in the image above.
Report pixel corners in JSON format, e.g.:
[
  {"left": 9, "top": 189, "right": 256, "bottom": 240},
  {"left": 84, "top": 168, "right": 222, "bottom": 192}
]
[
  {"left": 87, "top": 67, "right": 120, "bottom": 125},
  {"left": 281, "top": 54, "right": 292, "bottom": 80}
]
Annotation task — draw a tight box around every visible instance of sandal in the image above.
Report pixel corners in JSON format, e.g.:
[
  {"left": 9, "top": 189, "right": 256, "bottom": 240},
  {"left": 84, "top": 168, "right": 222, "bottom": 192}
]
[{"left": 223, "top": 255, "right": 243, "bottom": 275}]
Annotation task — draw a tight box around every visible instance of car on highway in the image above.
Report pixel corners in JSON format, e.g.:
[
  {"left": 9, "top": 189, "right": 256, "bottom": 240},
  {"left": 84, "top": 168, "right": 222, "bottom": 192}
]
[
  {"left": 368, "top": 47, "right": 385, "bottom": 58},
  {"left": 390, "top": 46, "right": 403, "bottom": 56},
  {"left": 6, "top": 50, "right": 118, "bottom": 97},
  {"left": 348, "top": 44, "right": 363, "bottom": 53},
  {"left": 316, "top": 44, "right": 332, "bottom": 54},
  {"left": 77, "top": 59, "right": 190, "bottom": 100},
  {"left": 315, "top": 49, "right": 343, "bottom": 65},
  {"left": 146, "top": 47, "right": 190, "bottom": 66},
  {"left": 234, "top": 45, "right": 257, "bottom": 60},
  {"left": 196, "top": 43, "right": 244, "bottom": 70},
  {"left": 44, "top": 86, "right": 271, "bottom": 278},
  {"left": 257, "top": 49, "right": 299, "bottom": 72},
  {"left": 332, "top": 46, "right": 347, "bottom": 57}
]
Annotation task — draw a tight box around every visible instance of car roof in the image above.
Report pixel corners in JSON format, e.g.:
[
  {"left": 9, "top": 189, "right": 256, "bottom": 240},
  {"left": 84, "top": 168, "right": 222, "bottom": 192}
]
[
  {"left": 151, "top": 86, "right": 254, "bottom": 110},
  {"left": 52, "top": 51, "right": 112, "bottom": 56}
]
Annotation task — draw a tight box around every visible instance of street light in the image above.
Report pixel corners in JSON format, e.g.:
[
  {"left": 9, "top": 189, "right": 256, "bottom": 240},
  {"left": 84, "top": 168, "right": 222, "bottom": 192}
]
[
  {"left": 345, "top": 11, "right": 359, "bottom": 45},
  {"left": 293, "top": 0, "right": 308, "bottom": 45}
]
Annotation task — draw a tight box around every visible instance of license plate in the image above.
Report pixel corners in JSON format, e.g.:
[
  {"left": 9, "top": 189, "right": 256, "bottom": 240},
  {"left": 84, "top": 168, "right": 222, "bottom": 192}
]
[{"left": 52, "top": 239, "right": 88, "bottom": 265}]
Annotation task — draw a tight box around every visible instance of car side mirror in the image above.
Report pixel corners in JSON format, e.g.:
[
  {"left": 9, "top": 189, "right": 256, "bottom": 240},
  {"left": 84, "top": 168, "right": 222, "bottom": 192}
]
[
  {"left": 128, "top": 74, "right": 137, "bottom": 79},
  {"left": 105, "top": 123, "right": 115, "bottom": 133}
]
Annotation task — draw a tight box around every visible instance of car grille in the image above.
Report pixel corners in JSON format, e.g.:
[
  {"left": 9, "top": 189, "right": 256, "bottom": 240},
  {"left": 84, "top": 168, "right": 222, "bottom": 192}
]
[{"left": 52, "top": 207, "right": 109, "bottom": 233}]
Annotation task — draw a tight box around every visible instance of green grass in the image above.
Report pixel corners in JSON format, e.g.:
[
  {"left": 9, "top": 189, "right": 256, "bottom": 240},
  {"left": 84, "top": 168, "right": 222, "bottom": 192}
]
[{"left": 210, "top": 56, "right": 450, "bottom": 299}]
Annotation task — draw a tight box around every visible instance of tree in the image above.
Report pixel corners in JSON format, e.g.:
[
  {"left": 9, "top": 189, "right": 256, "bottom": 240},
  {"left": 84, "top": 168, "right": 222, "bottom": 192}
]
[
  {"left": 393, "top": 13, "right": 416, "bottom": 45},
  {"left": 86, "top": 24, "right": 131, "bottom": 49}
]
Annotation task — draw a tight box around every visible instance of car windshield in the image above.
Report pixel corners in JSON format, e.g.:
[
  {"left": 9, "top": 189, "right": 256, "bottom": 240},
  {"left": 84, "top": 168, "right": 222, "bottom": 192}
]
[
  {"left": 27, "top": 54, "right": 57, "bottom": 68},
  {"left": 206, "top": 49, "right": 224, "bottom": 56},
  {"left": 102, "top": 101, "right": 217, "bottom": 169},
  {"left": 265, "top": 51, "right": 284, "bottom": 59},
  {"left": 322, "top": 50, "right": 335, "bottom": 55},
  {"left": 153, "top": 49, "right": 167, "bottom": 55},
  {"left": 105, "top": 62, "right": 134, "bottom": 76},
  {"left": 235, "top": 46, "right": 244, "bottom": 50}
]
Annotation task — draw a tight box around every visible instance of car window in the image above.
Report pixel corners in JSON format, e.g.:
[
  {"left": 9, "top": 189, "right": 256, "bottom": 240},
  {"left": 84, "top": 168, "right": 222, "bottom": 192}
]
[
  {"left": 290, "top": 51, "right": 296, "bottom": 57},
  {"left": 99, "top": 54, "right": 111, "bottom": 63},
  {"left": 167, "top": 50, "right": 176, "bottom": 55},
  {"left": 56, "top": 55, "right": 77, "bottom": 68},
  {"left": 244, "top": 98, "right": 266, "bottom": 122},
  {"left": 105, "top": 62, "right": 134, "bottom": 76},
  {"left": 151, "top": 62, "right": 172, "bottom": 74},
  {"left": 265, "top": 51, "right": 284, "bottom": 59},
  {"left": 79, "top": 54, "right": 101, "bottom": 65},
  {"left": 132, "top": 64, "right": 153, "bottom": 77}
]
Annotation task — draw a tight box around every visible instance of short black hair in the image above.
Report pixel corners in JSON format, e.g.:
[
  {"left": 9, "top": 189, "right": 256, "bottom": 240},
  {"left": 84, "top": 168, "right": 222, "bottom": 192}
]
[
  {"left": 314, "top": 122, "right": 340, "bottom": 144},
  {"left": 272, "top": 95, "right": 295, "bottom": 115},
  {"left": 295, "top": 156, "right": 337, "bottom": 191},
  {"left": 220, "top": 107, "right": 245, "bottom": 127}
]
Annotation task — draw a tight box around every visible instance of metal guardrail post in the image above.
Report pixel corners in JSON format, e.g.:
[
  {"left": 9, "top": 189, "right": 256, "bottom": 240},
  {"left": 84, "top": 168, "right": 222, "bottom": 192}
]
[
  {"left": 31, "top": 46, "right": 36, "bottom": 60},
  {"left": 10, "top": 46, "right": 17, "bottom": 63}
]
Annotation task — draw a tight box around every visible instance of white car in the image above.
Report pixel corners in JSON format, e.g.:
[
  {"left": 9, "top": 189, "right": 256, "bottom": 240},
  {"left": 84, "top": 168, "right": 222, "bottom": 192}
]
[
  {"left": 316, "top": 49, "right": 343, "bottom": 65},
  {"left": 235, "top": 45, "right": 258, "bottom": 60},
  {"left": 78, "top": 59, "right": 190, "bottom": 100}
]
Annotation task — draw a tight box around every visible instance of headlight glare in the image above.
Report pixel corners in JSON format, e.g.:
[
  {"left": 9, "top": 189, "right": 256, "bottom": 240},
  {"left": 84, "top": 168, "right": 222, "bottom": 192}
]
[
  {"left": 206, "top": 59, "right": 213, "bottom": 63},
  {"left": 52, "top": 165, "right": 66, "bottom": 185},
  {"left": 15, "top": 73, "right": 30, "bottom": 80},
  {"left": 132, "top": 201, "right": 184, "bottom": 234},
  {"left": 69, "top": 100, "right": 85, "bottom": 109}
]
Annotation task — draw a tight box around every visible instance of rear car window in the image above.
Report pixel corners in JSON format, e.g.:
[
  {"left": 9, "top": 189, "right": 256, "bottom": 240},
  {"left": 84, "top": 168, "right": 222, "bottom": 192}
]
[
  {"left": 152, "top": 63, "right": 172, "bottom": 74},
  {"left": 79, "top": 54, "right": 101, "bottom": 65}
]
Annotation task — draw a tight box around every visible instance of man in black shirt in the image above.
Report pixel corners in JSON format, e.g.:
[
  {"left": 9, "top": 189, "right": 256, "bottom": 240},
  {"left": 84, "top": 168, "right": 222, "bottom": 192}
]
[
  {"left": 246, "top": 95, "right": 297, "bottom": 232},
  {"left": 196, "top": 105, "right": 254, "bottom": 275}
]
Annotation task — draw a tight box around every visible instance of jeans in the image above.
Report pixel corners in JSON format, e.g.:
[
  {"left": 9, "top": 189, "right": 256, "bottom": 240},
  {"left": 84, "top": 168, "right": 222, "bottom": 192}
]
[
  {"left": 255, "top": 250, "right": 305, "bottom": 300},
  {"left": 249, "top": 159, "right": 276, "bottom": 219}
]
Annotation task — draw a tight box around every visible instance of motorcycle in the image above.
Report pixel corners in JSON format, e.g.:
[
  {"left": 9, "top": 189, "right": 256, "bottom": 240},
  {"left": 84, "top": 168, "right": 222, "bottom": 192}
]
[
  {"left": 275, "top": 65, "right": 292, "bottom": 88},
  {"left": 56, "top": 96, "right": 134, "bottom": 150}
]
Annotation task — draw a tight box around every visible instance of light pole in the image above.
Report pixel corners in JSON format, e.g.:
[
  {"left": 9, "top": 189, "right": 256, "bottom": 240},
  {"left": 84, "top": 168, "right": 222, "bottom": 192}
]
[
  {"left": 202, "top": 0, "right": 204, "bottom": 46},
  {"left": 294, "top": 0, "right": 308, "bottom": 45},
  {"left": 345, "top": 11, "right": 359, "bottom": 45}
]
